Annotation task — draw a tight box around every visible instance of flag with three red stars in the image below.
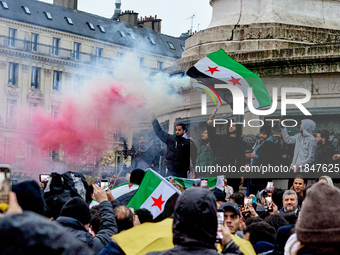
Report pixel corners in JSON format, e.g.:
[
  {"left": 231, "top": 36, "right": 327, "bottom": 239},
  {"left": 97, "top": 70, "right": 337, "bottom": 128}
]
[
  {"left": 127, "top": 169, "right": 181, "bottom": 222},
  {"left": 187, "top": 48, "right": 271, "bottom": 112}
]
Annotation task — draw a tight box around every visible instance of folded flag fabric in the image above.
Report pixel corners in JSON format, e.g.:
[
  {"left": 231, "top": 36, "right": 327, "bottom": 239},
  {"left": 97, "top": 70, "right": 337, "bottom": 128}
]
[
  {"left": 127, "top": 169, "right": 181, "bottom": 222},
  {"left": 112, "top": 218, "right": 174, "bottom": 255},
  {"left": 187, "top": 48, "right": 271, "bottom": 112},
  {"left": 89, "top": 183, "right": 139, "bottom": 208},
  {"left": 171, "top": 176, "right": 225, "bottom": 191}
]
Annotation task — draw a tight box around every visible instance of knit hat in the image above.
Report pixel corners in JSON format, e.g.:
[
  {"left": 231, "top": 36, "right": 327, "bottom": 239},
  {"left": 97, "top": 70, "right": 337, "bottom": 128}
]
[
  {"left": 60, "top": 197, "right": 91, "bottom": 225},
  {"left": 295, "top": 182, "right": 340, "bottom": 243},
  {"left": 12, "top": 180, "right": 46, "bottom": 215},
  {"left": 130, "top": 169, "right": 145, "bottom": 185}
]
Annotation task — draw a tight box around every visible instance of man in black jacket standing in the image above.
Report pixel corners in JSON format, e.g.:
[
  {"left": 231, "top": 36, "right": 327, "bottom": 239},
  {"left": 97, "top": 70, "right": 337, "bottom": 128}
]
[
  {"left": 315, "top": 130, "right": 334, "bottom": 164},
  {"left": 56, "top": 184, "right": 117, "bottom": 254},
  {"left": 152, "top": 118, "right": 196, "bottom": 178}
]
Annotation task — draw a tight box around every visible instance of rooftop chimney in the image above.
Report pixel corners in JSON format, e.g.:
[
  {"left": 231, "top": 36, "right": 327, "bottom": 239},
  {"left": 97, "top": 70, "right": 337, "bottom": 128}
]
[
  {"left": 118, "top": 10, "right": 139, "bottom": 26},
  {"left": 138, "top": 15, "right": 162, "bottom": 33},
  {"left": 112, "top": 0, "right": 122, "bottom": 21},
  {"left": 53, "top": 0, "right": 77, "bottom": 10}
]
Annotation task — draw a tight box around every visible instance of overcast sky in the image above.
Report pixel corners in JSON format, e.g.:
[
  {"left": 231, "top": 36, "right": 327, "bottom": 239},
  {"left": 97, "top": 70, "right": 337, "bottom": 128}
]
[{"left": 40, "top": 0, "right": 213, "bottom": 37}]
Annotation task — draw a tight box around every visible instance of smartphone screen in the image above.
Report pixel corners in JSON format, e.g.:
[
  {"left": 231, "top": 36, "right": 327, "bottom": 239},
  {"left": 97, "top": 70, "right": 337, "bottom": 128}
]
[
  {"left": 266, "top": 182, "right": 274, "bottom": 193},
  {"left": 39, "top": 174, "right": 51, "bottom": 183},
  {"left": 100, "top": 180, "right": 109, "bottom": 189},
  {"left": 265, "top": 196, "right": 273, "bottom": 212},
  {"left": 0, "top": 165, "right": 11, "bottom": 212},
  {"left": 244, "top": 197, "right": 252, "bottom": 211},
  {"left": 216, "top": 211, "right": 224, "bottom": 243}
]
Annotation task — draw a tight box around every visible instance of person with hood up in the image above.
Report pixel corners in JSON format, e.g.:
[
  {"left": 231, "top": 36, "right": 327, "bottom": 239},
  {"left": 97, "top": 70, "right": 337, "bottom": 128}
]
[
  {"left": 147, "top": 188, "right": 243, "bottom": 255},
  {"left": 318, "top": 175, "right": 334, "bottom": 186},
  {"left": 281, "top": 119, "right": 317, "bottom": 171}
]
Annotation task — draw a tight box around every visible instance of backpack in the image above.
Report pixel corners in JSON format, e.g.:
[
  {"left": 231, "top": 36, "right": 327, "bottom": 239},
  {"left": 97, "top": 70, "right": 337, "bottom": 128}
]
[{"left": 44, "top": 171, "right": 92, "bottom": 219}]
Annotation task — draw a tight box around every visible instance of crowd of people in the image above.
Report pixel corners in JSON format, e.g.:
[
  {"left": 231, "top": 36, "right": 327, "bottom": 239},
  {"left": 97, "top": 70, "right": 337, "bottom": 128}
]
[
  {"left": 0, "top": 167, "right": 339, "bottom": 254},
  {"left": 1, "top": 116, "right": 340, "bottom": 254}
]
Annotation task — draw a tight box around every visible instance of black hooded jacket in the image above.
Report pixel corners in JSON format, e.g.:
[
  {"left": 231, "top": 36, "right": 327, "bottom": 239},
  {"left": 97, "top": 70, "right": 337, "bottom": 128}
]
[
  {"left": 147, "top": 188, "right": 243, "bottom": 255},
  {"left": 56, "top": 201, "right": 117, "bottom": 254}
]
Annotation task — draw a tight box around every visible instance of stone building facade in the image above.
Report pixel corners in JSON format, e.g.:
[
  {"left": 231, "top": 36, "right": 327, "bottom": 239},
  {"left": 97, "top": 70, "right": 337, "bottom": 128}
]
[{"left": 0, "top": 0, "right": 185, "bottom": 169}]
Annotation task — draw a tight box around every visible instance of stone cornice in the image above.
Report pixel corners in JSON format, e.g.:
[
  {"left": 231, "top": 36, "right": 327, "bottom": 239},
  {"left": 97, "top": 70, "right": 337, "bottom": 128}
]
[{"left": 167, "top": 44, "right": 340, "bottom": 76}]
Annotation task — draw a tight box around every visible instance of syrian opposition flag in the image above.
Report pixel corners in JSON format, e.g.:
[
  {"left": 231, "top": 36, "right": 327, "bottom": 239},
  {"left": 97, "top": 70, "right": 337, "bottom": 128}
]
[
  {"left": 187, "top": 48, "right": 271, "bottom": 112},
  {"left": 127, "top": 169, "right": 181, "bottom": 222},
  {"left": 89, "top": 183, "right": 139, "bottom": 208},
  {"left": 173, "top": 177, "right": 201, "bottom": 188},
  {"left": 172, "top": 176, "right": 225, "bottom": 190}
]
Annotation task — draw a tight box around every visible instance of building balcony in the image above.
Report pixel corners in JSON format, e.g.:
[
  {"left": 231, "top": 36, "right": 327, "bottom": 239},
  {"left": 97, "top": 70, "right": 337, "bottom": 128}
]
[{"left": 0, "top": 35, "right": 114, "bottom": 66}]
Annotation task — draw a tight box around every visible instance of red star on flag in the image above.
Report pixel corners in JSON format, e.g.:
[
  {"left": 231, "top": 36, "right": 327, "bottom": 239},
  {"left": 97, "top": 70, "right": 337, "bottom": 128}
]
[
  {"left": 151, "top": 194, "right": 165, "bottom": 210},
  {"left": 205, "top": 66, "right": 220, "bottom": 75},
  {"left": 128, "top": 184, "right": 133, "bottom": 189},
  {"left": 228, "top": 76, "right": 241, "bottom": 86}
]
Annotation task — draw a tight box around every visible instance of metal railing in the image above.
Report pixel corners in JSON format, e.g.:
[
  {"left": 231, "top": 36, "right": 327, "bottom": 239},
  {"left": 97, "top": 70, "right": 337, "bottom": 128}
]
[{"left": 0, "top": 35, "right": 114, "bottom": 66}]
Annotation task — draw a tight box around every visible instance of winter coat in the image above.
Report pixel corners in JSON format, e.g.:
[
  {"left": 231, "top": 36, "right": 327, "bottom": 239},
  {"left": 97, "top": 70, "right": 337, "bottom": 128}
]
[
  {"left": 132, "top": 144, "right": 161, "bottom": 171},
  {"left": 56, "top": 201, "right": 118, "bottom": 254},
  {"left": 152, "top": 119, "right": 196, "bottom": 177},
  {"left": 196, "top": 140, "right": 214, "bottom": 167},
  {"left": 315, "top": 141, "right": 334, "bottom": 165},
  {"left": 147, "top": 188, "right": 243, "bottom": 255},
  {"left": 0, "top": 211, "right": 94, "bottom": 255},
  {"left": 281, "top": 119, "right": 317, "bottom": 168},
  {"left": 207, "top": 124, "right": 245, "bottom": 167},
  {"left": 251, "top": 135, "right": 277, "bottom": 167}
]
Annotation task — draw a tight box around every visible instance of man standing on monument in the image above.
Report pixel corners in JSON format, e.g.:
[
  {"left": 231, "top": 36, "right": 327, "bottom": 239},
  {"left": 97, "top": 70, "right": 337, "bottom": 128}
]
[{"left": 152, "top": 118, "right": 196, "bottom": 177}]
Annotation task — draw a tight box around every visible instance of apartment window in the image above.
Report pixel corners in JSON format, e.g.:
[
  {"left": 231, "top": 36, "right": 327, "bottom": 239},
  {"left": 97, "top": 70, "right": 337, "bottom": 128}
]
[
  {"left": 1, "top": 1, "right": 9, "bottom": 9},
  {"left": 74, "top": 74, "right": 84, "bottom": 92},
  {"left": 8, "top": 28, "right": 16, "bottom": 47},
  {"left": 6, "top": 99, "right": 17, "bottom": 126},
  {"left": 73, "top": 42, "right": 81, "bottom": 61},
  {"left": 65, "top": 17, "right": 73, "bottom": 25},
  {"left": 95, "top": 47, "right": 103, "bottom": 58},
  {"left": 157, "top": 61, "right": 164, "bottom": 70},
  {"left": 8, "top": 62, "right": 18, "bottom": 85},
  {"left": 87, "top": 22, "right": 95, "bottom": 30},
  {"left": 127, "top": 33, "right": 135, "bottom": 39},
  {"left": 180, "top": 45, "right": 185, "bottom": 51},
  {"left": 118, "top": 30, "right": 126, "bottom": 37},
  {"left": 4, "top": 137, "right": 14, "bottom": 160},
  {"left": 27, "top": 142, "right": 35, "bottom": 159},
  {"left": 53, "top": 71, "right": 62, "bottom": 92},
  {"left": 44, "top": 11, "right": 52, "bottom": 20},
  {"left": 31, "top": 33, "right": 38, "bottom": 52},
  {"left": 51, "top": 105, "right": 59, "bottom": 120},
  {"left": 117, "top": 52, "right": 124, "bottom": 59},
  {"left": 29, "top": 102, "right": 40, "bottom": 124},
  {"left": 147, "top": 37, "right": 156, "bottom": 45},
  {"left": 52, "top": 38, "right": 60, "bottom": 56},
  {"left": 98, "top": 25, "right": 106, "bottom": 33},
  {"left": 167, "top": 42, "right": 175, "bottom": 50},
  {"left": 139, "top": 57, "right": 144, "bottom": 67},
  {"left": 31, "top": 67, "right": 40, "bottom": 89},
  {"left": 22, "top": 6, "right": 31, "bottom": 15}
]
